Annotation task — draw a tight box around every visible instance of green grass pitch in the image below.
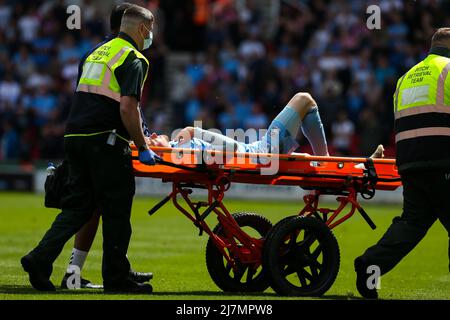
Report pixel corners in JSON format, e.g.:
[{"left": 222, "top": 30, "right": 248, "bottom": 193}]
[{"left": 0, "top": 192, "right": 449, "bottom": 300}]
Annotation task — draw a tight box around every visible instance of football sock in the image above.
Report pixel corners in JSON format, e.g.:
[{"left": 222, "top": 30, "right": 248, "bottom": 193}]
[
  {"left": 67, "top": 248, "right": 88, "bottom": 273},
  {"left": 301, "top": 106, "right": 329, "bottom": 156}
]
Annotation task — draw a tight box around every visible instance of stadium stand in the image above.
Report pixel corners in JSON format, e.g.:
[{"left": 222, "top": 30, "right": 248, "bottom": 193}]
[{"left": 0, "top": 0, "right": 449, "bottom": 163}]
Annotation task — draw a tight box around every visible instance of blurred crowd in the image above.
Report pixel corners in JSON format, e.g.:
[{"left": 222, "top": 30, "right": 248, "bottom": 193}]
[
  {"left": 0, "top": 0, "right": 449, "bottom": 162},
  {"left": 0, "top": 0, "right": 166, "bottom": 161},
  {"left": 172, "top": 0, "right": 450, "bottom": 157}
]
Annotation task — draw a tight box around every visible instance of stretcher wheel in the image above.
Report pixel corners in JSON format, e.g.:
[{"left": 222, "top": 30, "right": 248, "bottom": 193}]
[
  {"left": 206, "top": 212, "right": 272, "bottom": 293},
  {"left": 263, "top": 216, "right": 340, "bottom": 296}
]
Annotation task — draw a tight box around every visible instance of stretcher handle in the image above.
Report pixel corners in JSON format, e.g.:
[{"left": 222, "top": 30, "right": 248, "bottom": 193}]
[
  {"left": 357, "top": 207, "right": 377, "bottom": 230},
  {"left": 148, "top": 194, "right": 171, "bottom": 216}
]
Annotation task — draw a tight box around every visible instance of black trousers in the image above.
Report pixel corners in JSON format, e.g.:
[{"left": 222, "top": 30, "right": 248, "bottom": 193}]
[
  {"left": 29, "top": 135, "right": 135, "bottom": 285},
  {"left": 359, "top": 170, "right": 450, "bottom": 275}
]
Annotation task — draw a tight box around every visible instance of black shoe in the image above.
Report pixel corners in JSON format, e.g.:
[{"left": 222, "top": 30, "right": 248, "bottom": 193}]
[
  {"left": 104, "top": 279, "right": 153, "bottom": 294},
  {"left": 354, "top": 257, "right": 378, "bottom": 299},
  {"left": 21, "top": 254, "right": 55, "bottom": 292},
  {"left": 60, "top": 272, "right": 103, "bottom": 289},
  {"left": 128, "top": 269, "right": 153, "bottom": 283}
]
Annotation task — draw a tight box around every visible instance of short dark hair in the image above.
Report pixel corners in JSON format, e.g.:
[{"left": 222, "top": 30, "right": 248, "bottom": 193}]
[
  {"left": 110, "top": 2, "right": 133, "bottom": 32},
  {"left": 431, "top": 28, "right": 450, "bottom": 48},
  {"left": 121, "top": 5, "right": 154, "bottom": 26}
]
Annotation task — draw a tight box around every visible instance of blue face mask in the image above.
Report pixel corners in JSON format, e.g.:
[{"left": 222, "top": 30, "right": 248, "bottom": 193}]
[{"left": 141, "top": 25, "right": 153, "bottom": 50}]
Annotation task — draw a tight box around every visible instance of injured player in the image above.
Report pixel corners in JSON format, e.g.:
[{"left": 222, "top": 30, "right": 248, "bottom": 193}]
[{"left": 146, "top": 92, "right": 384, "bottom": 159}]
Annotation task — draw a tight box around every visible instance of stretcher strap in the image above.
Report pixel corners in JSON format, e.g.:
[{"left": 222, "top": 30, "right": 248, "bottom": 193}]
[
  {"left": 132, "top": 156, "right": 210, "bottom": 173},
  {"left": 156, "top": 158, "right": 210, "bottom": 173},
  {"left": 360, "top": 158, "right": 378, "bottom": 199}
]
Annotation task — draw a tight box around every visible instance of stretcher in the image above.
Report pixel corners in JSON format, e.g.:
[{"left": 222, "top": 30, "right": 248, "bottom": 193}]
[{"left": 132, "top": 146, "right": 401, "bottom": 296}]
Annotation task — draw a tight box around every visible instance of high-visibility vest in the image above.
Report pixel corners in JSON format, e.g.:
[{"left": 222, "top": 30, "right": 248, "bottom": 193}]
[
  {"left": 394, "top": 53, "right": 450, "bottom": 172},
  {"left": 77, "top": 37, "right": 149, "bottom": 102}
]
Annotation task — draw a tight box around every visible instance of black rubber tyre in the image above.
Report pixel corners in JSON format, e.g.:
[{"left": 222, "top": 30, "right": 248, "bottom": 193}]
[
  {"left": 206, "top": 212, "right": 272, "bottom": 292},
  {"left": 263, "top": 215, "right": 340, "bottom": 296}
]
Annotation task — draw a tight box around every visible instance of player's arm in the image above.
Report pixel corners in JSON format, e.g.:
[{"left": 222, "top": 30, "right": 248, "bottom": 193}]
[
  {"left": 175, "top": 127, "right": 239, "bottom": 152},
  {"left": 174, "top": 126, "right": 195, "bottom": 142}
]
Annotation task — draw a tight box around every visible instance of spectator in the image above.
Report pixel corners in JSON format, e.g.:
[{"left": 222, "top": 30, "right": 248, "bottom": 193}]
[
  {"left": 13, "top": 45, "right": 36, "bottom": 81},
  {"left": 238, "top": 29, "right": 265, "bottom": 60},
  {"left": 0, "top": 121, "right": 19, "bottom": 160},
  {"left": 17, "top": 6, "right": 40, "bottom": 43},
  {"left": 58, "top": 34, "right": 82, "bottom": 64},
  {"left": 26, "top": 68, "right": 52, "bottom": 90},
  {"left": 186, "top": 56, "right": 205, "bottom": 86},
  {"left": 331, "top": 110, "right": 355, "bottom": 156},
  {"left": 0, "top": 0, "right": 12, "bottom": 31},
  {"left": 0, "top": 72, "right": 21, "bottom": 107},
  {"left": 185, "top": 89, "right": 202, "bottom": 124},
  {"left": 218, "top": 102, "right": 237, "bottom": 131},
  {"left": 30, "top": 84, "right": 57, "bottom": 125},
  {"left": 244, "top": 103, "right": 268, "bottom": 132},
  {"left": 234, "top": 89, "right": 253, "bottom": 128},
  {"left": 374, "top": 56, "right": 397, "bottom": 86},
  {"left": 346, "top": 82, "right": 365, "bottom": 122},
  {"left": 359, "top": 108, "right": 384, "bottom": 157}
]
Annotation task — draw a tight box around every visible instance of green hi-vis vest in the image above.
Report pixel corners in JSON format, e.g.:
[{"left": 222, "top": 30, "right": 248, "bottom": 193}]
[
  {"left": 77, "top": 37, "right": 149, "bottom": 102},
  {"left": 393, "top": 54, "right": 450, "bottom": 172}
]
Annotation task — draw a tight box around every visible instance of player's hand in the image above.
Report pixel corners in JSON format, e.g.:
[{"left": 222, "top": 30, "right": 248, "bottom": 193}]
[{"left": 139, "top": 148, "right": 161, "bottom": 166}]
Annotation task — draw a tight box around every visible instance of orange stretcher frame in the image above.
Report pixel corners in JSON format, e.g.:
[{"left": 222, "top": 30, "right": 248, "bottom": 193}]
[
  {"left": 132, "top": 146, "right": 400, "bottom": 191},
  {"left": 131, "top": 146, "right": 401, "bottom": 279}
]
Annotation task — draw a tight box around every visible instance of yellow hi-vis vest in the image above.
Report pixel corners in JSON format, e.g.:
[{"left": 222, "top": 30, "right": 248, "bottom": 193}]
[
  {"left": 393, "top": 53, "right": 450, "bottom": 172},
  {"left": 77, "top": 37, "right": 149, "bottom": 102}
]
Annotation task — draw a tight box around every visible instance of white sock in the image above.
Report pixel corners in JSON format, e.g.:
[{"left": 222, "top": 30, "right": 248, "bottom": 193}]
[{"left": 67, "top": 248, "right": 88, "bottom": 273}]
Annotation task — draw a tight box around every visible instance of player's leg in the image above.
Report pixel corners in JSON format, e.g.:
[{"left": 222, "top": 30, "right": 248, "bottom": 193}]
[
  {"left": 265, "top": 92, "right": 328, "bottom": 155},
  {"left": 286, "top": 92, "right": 318, "bottom": 120},
  {"left": 61, "top": 210, "right": 153, "bottom": 289},
  {"left": 61, "top": 210, "right": 102, "bottom": 289},
  {"left": 74, "top": 210, "right": 100, "bottom": 252}
]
